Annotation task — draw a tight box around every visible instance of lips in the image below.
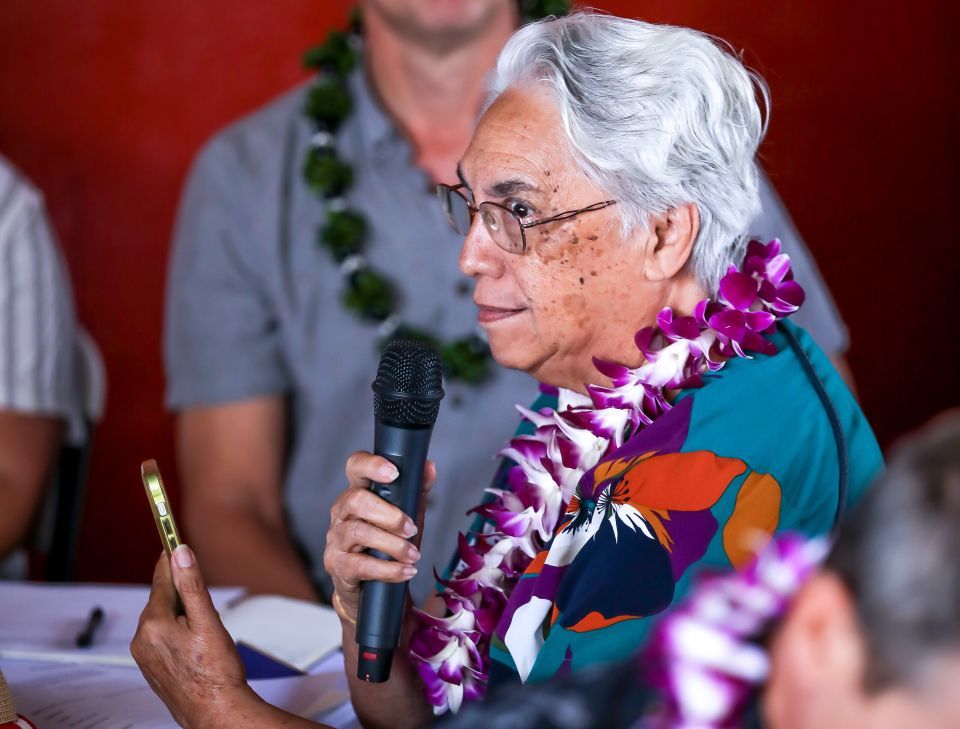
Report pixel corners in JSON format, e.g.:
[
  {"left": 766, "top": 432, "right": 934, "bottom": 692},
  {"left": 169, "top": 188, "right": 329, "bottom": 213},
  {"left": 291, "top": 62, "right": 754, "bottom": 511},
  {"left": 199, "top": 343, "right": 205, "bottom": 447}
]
[{"left": 476, "top": 304, "right": 526, "bottom": 324}]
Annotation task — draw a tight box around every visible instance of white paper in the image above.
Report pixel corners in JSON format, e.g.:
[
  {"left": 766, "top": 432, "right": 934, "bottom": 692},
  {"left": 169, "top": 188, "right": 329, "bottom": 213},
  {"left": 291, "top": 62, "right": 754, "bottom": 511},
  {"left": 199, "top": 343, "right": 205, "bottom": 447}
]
[
  {"left": 1, "top": 660, "right": 173, "bottom": 728},
  {"left": 305, "top": 652, "right": 358, "bottom": 724},
  {"left": 0, "top": 582, "right": 358, "bottom": 727},
  {"left": 221, "top": 595, "right": 343, "bottom": 671},
  {"left": 0, "top": 657, "right": 354, "bottom": 728},
  {"left": 0, "top": 582, "right": 243, "bottom": 666}
]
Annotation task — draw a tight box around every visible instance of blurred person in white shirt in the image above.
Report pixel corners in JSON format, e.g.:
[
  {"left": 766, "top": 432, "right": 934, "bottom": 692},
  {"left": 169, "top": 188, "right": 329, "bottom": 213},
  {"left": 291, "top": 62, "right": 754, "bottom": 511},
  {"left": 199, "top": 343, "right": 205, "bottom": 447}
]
[{"left": 0, "top": 155, "right": 83, "bottom": 579}]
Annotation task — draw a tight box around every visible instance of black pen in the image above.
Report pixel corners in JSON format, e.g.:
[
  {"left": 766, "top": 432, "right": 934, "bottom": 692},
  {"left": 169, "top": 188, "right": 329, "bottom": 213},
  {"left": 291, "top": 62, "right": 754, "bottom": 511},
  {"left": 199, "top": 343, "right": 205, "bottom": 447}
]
[{"left": 75, "top": 606, "right": 105, "bottom": 648}]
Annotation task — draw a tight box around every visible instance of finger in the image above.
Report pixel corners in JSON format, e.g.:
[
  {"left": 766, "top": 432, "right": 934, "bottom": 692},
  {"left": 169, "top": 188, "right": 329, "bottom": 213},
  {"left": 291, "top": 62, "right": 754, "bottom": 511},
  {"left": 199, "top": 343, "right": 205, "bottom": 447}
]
[
  {"left": 335, "top": 486, "right": 417, "bottom": 538},
  {"left": 332, "top": 519, "right": 420, "bottom": 564},
  {"left": 344, "top": 450, "right": 398, "bottom": 490},
  {"left": 141, "top": 551, "right": 178, "bottom": 622},
  {"left": 414, "top": 461, "right": 438, "bottom": 547},
  {"left": 422, "top": 460, "right": 437, "bottom": 493},
  {"left": 334, "top": 551, "right": 417, "bottom": 587},
  {"left": 169, "top": 544, "right": 220, "bottom": 633}
]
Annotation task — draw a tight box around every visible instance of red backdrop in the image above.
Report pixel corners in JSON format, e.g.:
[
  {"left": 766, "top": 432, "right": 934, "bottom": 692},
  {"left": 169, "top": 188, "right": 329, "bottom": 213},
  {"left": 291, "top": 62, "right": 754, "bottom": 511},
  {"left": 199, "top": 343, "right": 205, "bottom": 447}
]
[{"left": 0, "top": 1, "right": 956, "bottom": 583}]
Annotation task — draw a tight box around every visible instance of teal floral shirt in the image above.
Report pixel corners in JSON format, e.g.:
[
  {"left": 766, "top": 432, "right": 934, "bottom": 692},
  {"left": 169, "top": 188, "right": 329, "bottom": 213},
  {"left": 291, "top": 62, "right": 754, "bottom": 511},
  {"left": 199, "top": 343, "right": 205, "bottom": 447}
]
[{"left": 484, "top": 322, "right": 882, "bottom": 687}]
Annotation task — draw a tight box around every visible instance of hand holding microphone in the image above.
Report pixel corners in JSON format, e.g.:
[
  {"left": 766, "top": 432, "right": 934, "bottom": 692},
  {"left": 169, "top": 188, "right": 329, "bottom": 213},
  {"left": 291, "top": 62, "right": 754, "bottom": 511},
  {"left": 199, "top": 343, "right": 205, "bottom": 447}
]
[{"left": 323, "top": 340, "right": 444, "bottom": 683}]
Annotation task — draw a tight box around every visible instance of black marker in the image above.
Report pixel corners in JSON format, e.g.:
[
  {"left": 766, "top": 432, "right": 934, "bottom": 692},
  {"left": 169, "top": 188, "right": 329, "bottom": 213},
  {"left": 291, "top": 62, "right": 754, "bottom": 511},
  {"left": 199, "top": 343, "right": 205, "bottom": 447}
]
[{"left": 75, "top": 606, "right": 105, "bottom": 648}]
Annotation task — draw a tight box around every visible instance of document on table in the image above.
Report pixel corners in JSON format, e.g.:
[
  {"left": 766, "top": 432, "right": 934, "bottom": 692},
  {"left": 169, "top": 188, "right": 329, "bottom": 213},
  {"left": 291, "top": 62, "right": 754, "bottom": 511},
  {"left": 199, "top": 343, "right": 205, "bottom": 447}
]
[
  {"left": 0, "top": 583, "right": 342, "bottom": 672},
  {"left": 0, "top": 582, "right": 243, "bottom": 666},
  {"left": 221, "top": 594, "right": 343, "bottom": 671},
  {"left": 0, "top": 652, "right": 355, "bottom": 728}
]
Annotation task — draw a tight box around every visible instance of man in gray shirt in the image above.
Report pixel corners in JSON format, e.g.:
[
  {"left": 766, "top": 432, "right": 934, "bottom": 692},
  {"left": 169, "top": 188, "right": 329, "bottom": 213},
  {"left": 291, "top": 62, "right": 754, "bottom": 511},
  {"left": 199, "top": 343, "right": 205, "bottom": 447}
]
[{"left": 165, "top": 0, "right": 849, "bottom": 602}]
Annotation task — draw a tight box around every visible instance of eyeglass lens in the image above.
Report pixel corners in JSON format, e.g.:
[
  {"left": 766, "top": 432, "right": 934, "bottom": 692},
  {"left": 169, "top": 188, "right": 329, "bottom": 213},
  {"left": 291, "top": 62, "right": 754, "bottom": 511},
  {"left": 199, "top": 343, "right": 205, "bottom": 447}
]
[
  {"left": 441, "top": 187, "right": 524, "bottom": 254},
  {"left": 480, "top": 205, "right": 523, "bottom": 254},
  {"left": 442, "top": 187, "right": 473, "bottom": 236}
]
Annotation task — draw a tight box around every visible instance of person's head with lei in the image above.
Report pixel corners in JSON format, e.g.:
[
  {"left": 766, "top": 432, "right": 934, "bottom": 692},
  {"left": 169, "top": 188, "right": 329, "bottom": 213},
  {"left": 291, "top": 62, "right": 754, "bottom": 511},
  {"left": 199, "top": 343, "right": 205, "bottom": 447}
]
[
  {"left": 300, "top": 1, "right": 571, "bottom": 385},
  {"left": 404, "top": 12, "right": 804, "bottom": 714}
]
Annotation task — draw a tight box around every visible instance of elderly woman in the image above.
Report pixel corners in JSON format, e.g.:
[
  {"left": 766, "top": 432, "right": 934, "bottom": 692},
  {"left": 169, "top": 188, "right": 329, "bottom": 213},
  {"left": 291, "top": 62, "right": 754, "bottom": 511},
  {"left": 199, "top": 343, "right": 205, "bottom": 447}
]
[{"left": 131, "top": 12, "right": 882, "bottom": 729}]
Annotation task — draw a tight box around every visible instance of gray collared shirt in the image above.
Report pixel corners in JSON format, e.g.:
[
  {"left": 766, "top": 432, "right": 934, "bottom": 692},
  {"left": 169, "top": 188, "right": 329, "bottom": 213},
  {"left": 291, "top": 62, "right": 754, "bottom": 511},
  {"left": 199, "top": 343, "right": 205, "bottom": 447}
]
[{"left": 165, "top": 68, "right": 847, "bottom": 599}]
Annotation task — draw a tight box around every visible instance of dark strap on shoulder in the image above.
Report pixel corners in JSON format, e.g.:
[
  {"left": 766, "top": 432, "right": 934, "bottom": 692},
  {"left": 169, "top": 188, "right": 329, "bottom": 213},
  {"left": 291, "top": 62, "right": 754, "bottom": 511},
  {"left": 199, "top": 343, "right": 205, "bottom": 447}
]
[{"left": 779, "top": 323, "right": 849, "bottom": 531}]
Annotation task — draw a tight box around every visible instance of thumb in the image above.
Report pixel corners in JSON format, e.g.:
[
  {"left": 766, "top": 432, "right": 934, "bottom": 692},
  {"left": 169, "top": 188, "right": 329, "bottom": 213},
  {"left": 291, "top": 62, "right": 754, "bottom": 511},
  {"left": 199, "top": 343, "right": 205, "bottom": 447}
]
[{"left": 170, "top": 544, "right": 219, "bottom": 632}]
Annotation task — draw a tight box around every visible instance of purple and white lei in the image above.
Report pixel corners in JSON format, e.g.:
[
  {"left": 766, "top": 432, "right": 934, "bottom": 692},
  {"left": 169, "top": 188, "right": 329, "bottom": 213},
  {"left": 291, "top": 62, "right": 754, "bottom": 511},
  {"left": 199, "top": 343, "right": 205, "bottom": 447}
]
[
  {"left": 410, "top": 239, "right": 806, "bottom": 714},
  {"left": 641, "top": 534, "right": 827, "bottom": 728}
]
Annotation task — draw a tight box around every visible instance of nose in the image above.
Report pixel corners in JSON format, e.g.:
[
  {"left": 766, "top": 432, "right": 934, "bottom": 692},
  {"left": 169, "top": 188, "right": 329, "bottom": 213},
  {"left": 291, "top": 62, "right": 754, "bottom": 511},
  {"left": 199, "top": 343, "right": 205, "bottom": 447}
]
[{"left": 459, "top": 210, "right": 506, "bottom": 280}]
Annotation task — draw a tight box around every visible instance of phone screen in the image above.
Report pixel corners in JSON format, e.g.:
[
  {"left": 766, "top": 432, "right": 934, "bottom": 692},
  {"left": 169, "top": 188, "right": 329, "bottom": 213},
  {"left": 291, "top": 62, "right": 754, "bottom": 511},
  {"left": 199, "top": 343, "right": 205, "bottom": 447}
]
[{"left": 141, "top": 459, "right": 181, "bottom": 557}]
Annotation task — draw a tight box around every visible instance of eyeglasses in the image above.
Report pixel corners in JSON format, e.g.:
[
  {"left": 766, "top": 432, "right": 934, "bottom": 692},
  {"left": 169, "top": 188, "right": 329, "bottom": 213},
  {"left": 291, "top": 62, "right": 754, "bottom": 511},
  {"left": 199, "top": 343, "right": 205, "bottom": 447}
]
[{"left": 437, "top": 183, "right": 616, "bottom": 255}]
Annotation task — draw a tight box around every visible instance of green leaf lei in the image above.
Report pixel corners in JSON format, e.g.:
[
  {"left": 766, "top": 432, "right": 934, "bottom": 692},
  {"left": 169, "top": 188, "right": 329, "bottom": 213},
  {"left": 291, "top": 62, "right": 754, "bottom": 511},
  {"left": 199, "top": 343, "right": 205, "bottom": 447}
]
[{"left": 301, "top": 2, "right": 569, "bottom": 385}]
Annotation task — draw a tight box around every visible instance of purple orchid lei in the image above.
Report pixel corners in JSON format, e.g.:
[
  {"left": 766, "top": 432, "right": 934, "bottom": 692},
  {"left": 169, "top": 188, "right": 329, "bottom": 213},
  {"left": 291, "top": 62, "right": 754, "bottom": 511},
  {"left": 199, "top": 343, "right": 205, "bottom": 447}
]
[
  {"left": 640, "top": 534, "right": 827, "bottom": 729},
  {"left": 409, "top": 239, "right": 806, "bottom": 714}
]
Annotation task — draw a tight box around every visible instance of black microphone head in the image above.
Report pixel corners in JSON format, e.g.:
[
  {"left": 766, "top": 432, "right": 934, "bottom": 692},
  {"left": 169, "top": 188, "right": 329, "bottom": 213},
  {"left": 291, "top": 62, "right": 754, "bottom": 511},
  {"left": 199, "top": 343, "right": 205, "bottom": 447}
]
[{"left": 372, "top": 339, "right": 444, "bottom": 427}]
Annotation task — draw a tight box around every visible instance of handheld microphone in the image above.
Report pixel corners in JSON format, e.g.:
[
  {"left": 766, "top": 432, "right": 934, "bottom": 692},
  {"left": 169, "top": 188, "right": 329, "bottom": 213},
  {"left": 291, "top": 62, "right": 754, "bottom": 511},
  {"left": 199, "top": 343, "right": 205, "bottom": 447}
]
[{"left": 356, "top": 339, "right": 444, "bottom": 683}]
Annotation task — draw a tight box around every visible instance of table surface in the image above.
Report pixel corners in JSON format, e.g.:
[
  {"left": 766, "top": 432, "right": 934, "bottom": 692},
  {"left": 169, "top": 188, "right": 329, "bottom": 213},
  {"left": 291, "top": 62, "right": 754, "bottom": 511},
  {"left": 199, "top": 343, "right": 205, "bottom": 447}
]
[{"left": 0, "top": 581, "right": 359, "bottom": 728}]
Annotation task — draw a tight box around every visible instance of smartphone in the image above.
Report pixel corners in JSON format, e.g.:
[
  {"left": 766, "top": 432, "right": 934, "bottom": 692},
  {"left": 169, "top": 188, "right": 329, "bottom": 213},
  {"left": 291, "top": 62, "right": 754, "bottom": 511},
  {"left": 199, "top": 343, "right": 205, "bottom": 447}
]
[{"left": 141, "top": 459, "right": 182, "bottom": 557}]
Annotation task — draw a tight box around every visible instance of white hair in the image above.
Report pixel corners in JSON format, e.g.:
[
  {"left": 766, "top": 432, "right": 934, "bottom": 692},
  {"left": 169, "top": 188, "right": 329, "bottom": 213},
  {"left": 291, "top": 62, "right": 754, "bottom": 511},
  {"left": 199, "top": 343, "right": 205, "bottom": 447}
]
[{"left": 489, "top": 11, "right": 769, "bottom": 293}]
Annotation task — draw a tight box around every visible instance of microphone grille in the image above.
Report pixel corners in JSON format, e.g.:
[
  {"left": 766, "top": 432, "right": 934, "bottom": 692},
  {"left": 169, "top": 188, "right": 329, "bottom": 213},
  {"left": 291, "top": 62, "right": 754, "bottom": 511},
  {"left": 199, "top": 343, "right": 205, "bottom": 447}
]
[{"left": 372, "top": 339, "right": 444, "bottom": 426}]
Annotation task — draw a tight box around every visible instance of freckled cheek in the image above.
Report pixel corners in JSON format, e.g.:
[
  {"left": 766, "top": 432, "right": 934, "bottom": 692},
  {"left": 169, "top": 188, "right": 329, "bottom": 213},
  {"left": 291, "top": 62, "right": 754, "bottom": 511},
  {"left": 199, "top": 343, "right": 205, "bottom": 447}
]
[
  {"left": 564, "top": 242, "right": 632, "bottom": 332},
  {"left": 528, "top": 274, "right": 590, "bottom": 342},
  {"left": 532, "top": 229, "right": 564, "bottom": 264},
  {"left": 561, "top": 241, "right": 603, "bottom": 293},
  {"left": 523, "top": 228, "right": 607, "bottom": 331},
  {"left": 560, "top": 291, "right": 593, "bottom": 333}
]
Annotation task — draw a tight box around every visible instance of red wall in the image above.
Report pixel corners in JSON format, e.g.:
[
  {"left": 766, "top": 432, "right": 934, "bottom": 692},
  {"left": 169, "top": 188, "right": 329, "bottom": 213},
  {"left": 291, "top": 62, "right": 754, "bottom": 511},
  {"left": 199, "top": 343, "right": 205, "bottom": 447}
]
[{"left": 0, "top": 1, "right": 956, "bottom": 583}]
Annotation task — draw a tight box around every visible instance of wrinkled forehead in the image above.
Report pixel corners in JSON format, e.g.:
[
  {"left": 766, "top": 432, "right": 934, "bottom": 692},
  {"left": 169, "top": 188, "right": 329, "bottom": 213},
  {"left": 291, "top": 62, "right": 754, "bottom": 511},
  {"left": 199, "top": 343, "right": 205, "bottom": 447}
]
[{"left": 461, "top": 85, "right": 572, "bottom": 185}]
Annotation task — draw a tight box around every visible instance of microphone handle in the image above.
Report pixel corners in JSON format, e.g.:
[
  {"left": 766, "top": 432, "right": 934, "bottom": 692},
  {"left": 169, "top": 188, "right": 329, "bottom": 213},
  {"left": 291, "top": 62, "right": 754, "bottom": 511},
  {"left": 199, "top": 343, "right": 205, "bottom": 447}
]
[{"left": 355, "top": 419, "right": 433, "bottom": 682}]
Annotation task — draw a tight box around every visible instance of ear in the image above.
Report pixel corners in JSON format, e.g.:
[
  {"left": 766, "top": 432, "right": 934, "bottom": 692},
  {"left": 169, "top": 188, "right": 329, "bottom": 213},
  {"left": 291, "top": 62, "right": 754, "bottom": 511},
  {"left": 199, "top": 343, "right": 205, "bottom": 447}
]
[
  {"left": 642, "top": 203, "right": 700, "bottom": 283},
  {"left": 765, "top": 572, "right": 867, "bottom": 725}
]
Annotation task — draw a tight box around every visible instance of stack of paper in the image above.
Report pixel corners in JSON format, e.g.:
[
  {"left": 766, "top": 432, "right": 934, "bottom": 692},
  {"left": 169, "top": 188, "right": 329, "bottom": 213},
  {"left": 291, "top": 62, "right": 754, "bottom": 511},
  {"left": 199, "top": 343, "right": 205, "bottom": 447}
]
[
  {"left": 0, "top": 583, "right": 342, "bottom": 671},
  {"left": 0, "top": 582, "right": 358, "bottom": 727},
  {"left": 0, "top": 653, "right": 355, "bottom": 728},
  {"left": 0, "top": 582, "right": 242, "bottom": 666}
]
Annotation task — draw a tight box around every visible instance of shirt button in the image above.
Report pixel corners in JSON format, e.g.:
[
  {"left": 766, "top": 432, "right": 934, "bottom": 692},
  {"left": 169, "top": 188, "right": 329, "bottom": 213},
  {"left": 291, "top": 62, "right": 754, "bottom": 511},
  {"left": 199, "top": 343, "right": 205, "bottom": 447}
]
[{"left": 455, "top": 281, "right": 471, "bottom": 297}]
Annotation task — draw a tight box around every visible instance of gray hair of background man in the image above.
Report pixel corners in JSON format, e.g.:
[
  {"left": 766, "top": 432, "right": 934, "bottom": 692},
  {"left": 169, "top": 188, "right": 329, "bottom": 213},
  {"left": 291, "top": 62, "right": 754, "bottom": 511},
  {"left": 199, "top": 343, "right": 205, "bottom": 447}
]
[
  {"left": 488, "top": 11, "right": 769, "bottom": 294},
  {"left": 826, "top": 411, "right": 960, "bottom": 690}
]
